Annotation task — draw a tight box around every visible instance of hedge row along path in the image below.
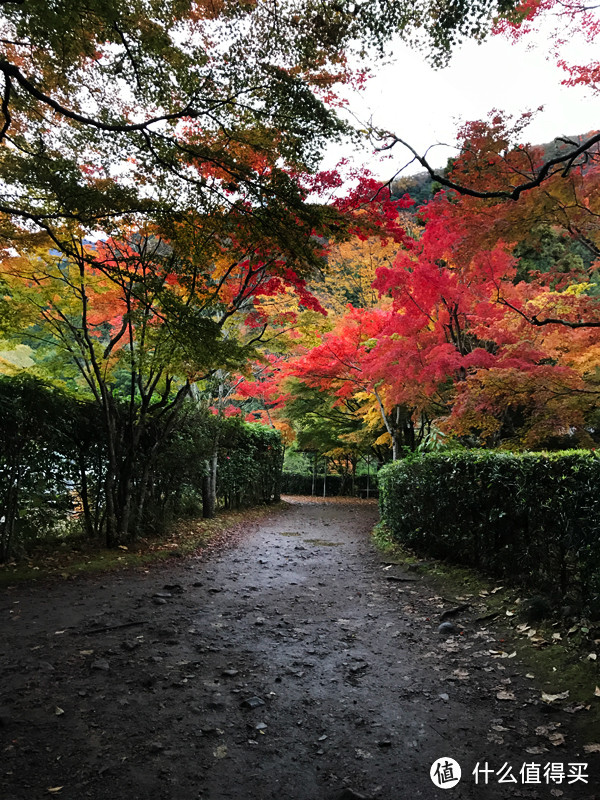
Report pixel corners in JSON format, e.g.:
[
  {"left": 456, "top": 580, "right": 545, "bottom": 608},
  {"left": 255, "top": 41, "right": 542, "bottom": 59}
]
[{"left": 1, "top": 497, "right": 598, "bottom": 799}]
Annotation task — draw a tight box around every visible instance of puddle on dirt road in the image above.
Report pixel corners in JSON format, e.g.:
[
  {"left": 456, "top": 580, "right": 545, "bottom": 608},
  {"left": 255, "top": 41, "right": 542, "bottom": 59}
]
[
  {"left": 303, "top": 538, "right": 343, "bottom": 546},
  {"left": 277, "top": 530, "right": 343, "bottom": 546}
]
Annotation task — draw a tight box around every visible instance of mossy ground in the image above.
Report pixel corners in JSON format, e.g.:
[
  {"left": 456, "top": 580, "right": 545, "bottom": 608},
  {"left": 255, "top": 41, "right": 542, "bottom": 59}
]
[{"left": 0, "top": 503, "right": 282, "bottom": 588}]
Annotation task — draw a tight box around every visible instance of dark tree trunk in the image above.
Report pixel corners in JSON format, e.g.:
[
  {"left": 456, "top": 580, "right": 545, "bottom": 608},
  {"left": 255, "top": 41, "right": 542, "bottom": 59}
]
[
  {"left": 77, "top": 448, "right": 95, "bottom": 539},
  {"left": 202, "top": 444, "right": 218, "bottom": 519},
  {"left": 0, "top": 470, "right": 20, "bottom": 562}
]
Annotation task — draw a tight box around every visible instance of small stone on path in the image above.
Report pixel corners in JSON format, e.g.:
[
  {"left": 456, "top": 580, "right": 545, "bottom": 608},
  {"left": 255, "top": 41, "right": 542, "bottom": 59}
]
[
  {"left": 438, "top": 622, "right": 457, "bottom": 635},
  {"left": 241, "top": 696, "right": 265, "bottom": 709}
]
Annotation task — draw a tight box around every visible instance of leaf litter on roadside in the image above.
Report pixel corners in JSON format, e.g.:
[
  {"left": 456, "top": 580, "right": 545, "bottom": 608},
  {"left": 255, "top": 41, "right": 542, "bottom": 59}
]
[
  {"left": 541, "top": 690, "right": 569, "bottom": 703},
  {"left": 496, "top": 690, "right": 516, "bottom": 701}
]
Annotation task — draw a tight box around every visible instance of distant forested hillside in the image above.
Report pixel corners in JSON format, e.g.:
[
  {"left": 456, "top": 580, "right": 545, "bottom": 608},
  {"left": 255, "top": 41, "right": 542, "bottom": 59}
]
[{"left": 390, "top": 132, "right": 596, "bottom": 207}]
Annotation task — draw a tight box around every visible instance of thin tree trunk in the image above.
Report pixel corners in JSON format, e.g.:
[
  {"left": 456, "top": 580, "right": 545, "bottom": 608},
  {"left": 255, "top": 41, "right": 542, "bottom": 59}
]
[
  {"left": 202, "top": 467, "right": 213, "bottom": 519},
  {"left": 0, "top": 472, "right": 20, "bottom": 562},
  {"left": 374, "top": 387, "right": 398, "bottom": 460},
  {"left": 135, "top": 461, "right": 152, "bottom": 536},
  {"left": 77, "top": 449, "right": 95, "bottom": 538},
  {"left": 272, "top": 444, "right": 284, "bottom": 503},
  {"left": 202, "top": 432, "right": 219, "bottom": 519},
  {"left": 103, "top": 408, "right": 120, "bottom": 547},
  {"left": 210, "top": 449, "right": 218, "bottom": 509}
]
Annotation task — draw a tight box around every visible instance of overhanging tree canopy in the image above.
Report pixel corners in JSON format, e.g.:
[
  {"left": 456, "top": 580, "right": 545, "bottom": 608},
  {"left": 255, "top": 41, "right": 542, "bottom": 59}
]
[{"left": 0, "top": 0, "right": 523, "bottom": 232}]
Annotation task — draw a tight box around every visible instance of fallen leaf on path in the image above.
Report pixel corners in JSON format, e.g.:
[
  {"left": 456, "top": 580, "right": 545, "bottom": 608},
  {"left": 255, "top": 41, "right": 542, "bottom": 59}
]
[
  {"left": 47, "top": 789, "right": 64, "bottom": 795},
  {"left": 452, "top": 669, "right": 469, "bottom": 679},
  {"left": 525, "top": 673, "right": 535, "bottom": 679},
  {"left": 563, "top": 703, "right": 585, "bottom": 713},
  {"left": 439, "top": 642, "right": 460, "bottom": 653},
  {"left": 213, "top": 745, "right": 228, "bottom": 759},
  {"left": 526, "top": 746, "right": 548, "bottom": 754},
  {"left": 536, "top": 722, "right": 560, "bottom": 735},
  {"left": 55, "top": 707, "right": 64, "bottom": 716},
  {"left": 587, "top": 653, "right": 597, "bottom": 661},
  {"left": 583, "top": 744, "right": 600, "bottom": 753},
  {"left": 549, "top": 733, "right": 566, "bottom": 746},
  {"left": 595, "top": 686, "right": 600, "bottom": 697},
  {"left": 541, "top": 691, "right": 569, "bottom": 703},
  {"left": 496, "top": 690, "right": 515, "bottom": 701}
]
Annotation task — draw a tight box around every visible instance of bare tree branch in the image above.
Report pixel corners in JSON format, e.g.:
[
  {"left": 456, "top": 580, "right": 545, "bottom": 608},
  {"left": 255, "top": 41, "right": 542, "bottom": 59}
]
[
  {"left": 498, "top": 296, "right": 600, "bottom": 328},
  {"left": 0, "top": 59, "right": 198, "bottom": 138},
  {"left": 376, "top": 130, "right": 600, "bottom": 201}
]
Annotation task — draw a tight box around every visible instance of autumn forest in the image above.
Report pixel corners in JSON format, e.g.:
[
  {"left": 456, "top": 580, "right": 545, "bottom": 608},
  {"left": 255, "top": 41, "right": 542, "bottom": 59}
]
[{"left": 1, "top": 0, "right": 600, "bottom": 562}]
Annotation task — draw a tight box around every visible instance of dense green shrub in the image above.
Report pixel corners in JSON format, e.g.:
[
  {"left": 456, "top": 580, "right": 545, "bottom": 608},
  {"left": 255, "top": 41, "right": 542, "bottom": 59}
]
[
  {"left": 0, "top": 374, "right": 284, "bottom": 560},
  {"left": 145, "top": 416, "right": 283, "bottom": 527},
  {"left": 379, "top": 451, "right": 600, "bottom": 613},
  {"left": 0, "top": 376, "right": 89, "bottom": 559},
  {"left": 141, "top": 404, "right": 215, "bottom": 531},
  {"left": 217, "top": 422, "right": 283, "bottom": 509}
]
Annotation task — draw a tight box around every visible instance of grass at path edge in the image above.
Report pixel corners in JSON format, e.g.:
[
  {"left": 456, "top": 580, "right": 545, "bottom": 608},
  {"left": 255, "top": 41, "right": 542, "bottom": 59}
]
[{"left": 0, "top": 502, "right": 285, "bottom": 588}]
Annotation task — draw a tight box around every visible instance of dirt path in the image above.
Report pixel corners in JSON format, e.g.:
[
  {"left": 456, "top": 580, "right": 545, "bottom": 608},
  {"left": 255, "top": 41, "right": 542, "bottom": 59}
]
[{"left": 1, "top": 498, "right": 598, "bottom": 800}]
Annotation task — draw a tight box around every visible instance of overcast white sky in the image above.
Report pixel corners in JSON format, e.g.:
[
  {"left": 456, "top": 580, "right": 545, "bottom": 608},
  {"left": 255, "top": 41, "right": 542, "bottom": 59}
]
[{"left": 327, "top": 23, "right": 599, "bottom": 181}]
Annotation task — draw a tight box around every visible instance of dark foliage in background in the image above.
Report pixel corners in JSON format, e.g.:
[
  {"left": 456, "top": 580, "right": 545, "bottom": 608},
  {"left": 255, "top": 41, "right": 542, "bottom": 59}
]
[{"left": 280, "top": 471, "right": 378, "bottom": 497}]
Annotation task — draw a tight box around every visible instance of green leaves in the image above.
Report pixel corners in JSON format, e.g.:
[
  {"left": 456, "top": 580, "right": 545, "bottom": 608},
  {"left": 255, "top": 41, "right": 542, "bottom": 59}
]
[
  {"left": 379, "top": 450, "right": 600, "bottom": 614},
  {"left": 0, "top": 0, "right": 524, "bottom": 232}
]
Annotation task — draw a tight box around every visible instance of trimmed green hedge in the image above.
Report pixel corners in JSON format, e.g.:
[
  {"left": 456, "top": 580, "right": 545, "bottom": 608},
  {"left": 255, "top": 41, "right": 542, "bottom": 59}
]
[
  {"left": 280, "top": 472, "right": 379, "bottom": 496},
  {"left": 217, "top": 423, "right": 283, "bottom": 509},
  {"left": 379, "top": 451, "right": 600, "bottom": 613},
  {"left": 0, "top": 373, "right": 284, "bottom": 559}
]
